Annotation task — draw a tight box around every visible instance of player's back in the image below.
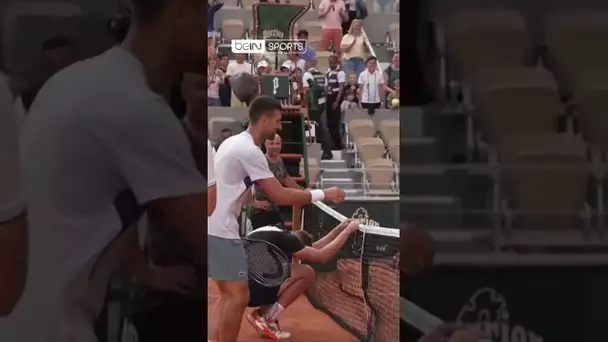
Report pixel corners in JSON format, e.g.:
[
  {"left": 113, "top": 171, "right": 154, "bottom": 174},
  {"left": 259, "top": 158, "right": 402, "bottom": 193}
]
[
  {"left": 8, "top": 47, "right": 195, "bottom": 342},
  {"left": 209, "top": 131, "right": 265, "bottom": 239}
]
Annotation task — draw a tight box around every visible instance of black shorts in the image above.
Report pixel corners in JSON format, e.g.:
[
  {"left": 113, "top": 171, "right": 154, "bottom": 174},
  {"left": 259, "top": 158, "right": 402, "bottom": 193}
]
[
  {"left": 361, "top": 102, "right": 381, "bottom": 110},
  {"left": 248, "top": 279, "right": 280, "bottom": 307}
]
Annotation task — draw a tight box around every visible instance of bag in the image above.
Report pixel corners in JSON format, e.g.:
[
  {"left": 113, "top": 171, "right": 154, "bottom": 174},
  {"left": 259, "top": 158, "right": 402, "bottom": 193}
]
[
  {"left": 230, "top": 71, "right": 258, "bottom": 105},
  {"left": 355, "top": 0, "right": 368, "bottom": 19}
]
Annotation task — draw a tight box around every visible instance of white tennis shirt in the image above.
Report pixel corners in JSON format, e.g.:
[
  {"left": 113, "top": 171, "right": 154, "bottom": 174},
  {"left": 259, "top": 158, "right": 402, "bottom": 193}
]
[
  {"left": 1, "top": 47, "right": 205, "bottom": 342},
  {"left": 209, "top": 131, "right": 275, "bottom": 239},
  {"left": 358, "top": 69, "right": 385, "bottom": 104}
]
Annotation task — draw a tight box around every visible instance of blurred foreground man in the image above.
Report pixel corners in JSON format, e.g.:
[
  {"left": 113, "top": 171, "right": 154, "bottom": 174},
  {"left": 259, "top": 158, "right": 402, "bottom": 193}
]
[
  {"left": 0, "top": 71, "right": 27, "bottom": 316},
  {"left": 2, "top": 0, "right": 209, "bottom": 341}
]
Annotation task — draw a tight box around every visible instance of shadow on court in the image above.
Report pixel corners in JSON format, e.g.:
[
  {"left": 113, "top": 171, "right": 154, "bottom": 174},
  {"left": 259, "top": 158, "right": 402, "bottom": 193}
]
[{"left": 208, "top": 279, "right": 358, "bottom": 341}]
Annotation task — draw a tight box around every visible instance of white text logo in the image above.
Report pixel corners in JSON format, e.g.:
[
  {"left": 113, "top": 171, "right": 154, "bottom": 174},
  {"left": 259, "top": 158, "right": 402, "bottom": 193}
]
[{"left": 231, "top": 39, "right": 266, "bottom": 54}]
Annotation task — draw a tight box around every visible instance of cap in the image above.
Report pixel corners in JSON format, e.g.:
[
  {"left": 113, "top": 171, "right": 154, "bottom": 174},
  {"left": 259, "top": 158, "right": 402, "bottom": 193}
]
[{"left": 257, "top": 60, "right": 269, "bottom": 68}]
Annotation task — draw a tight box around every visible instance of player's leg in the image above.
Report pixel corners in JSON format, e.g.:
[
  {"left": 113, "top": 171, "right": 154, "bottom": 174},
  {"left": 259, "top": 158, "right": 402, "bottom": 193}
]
[
  {"left": 246, "top": 280, "right": 289, "bottom": 340},
  {"left": 208, "top": 236, "right": 252, "bottom": 342},
  {"left": 250, "top": 263, "right": 316, "bottom": 340}
]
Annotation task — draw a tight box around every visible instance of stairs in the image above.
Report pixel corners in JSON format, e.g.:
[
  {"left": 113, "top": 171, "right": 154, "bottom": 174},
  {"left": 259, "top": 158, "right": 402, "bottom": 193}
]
[{"left": 319, "top": 153, "right": 361, "bottom": 196}]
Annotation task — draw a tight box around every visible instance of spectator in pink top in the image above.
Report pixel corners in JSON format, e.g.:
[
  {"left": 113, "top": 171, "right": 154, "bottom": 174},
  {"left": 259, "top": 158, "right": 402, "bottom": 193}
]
[
  {"left": 318, "top": 0, "right": 347, "bottom": 54},
  {"left": 207, "top": 56, "right": 224, "bottom": 107}
]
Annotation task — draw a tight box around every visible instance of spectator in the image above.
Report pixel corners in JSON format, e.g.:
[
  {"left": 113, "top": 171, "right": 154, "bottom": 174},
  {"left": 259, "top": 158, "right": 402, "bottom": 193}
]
[
  {"left": 341, "top": 0, "right": 366, "bottom": 34},
  {"left": 298, "top": 30, "right": 317, "bottom": 62},
  {"left": 0, "top": 70, "right": 27, "bottom": 316},
  {"left": 318, "top": 0, "right": 348, "bottom": 53},
  {"left": 256, "top": 60, "right": 270, "bottom": 77},
  {"left": 226, "top": 54, "right": 252, "bottom": 108},
  {"left": 340, "top": 89, "right": 359, "bottom": 111},
  {"left": 387, "top": 79, "right": 399, "bottom": 109},
  {"left": 208, "top": 0, "right": 224, "bottom": 38},
  {"left": 342, "top": 71, "right": 360, "bottom": 104},
  {"left": 384, "top": 52, "right": 399, "bottom": 101},
  {"left": 208, "top": 56, "right": 224, "bottom": 107},
  {"left": 303, "top": 59, "right": 334, "bottom": 160},
  {"left": 358, "top": 56, "right": 393, "bottom": 112},
  {"left": 220, "top": 127, "right": 233, "bottom": 141},
  {"left": 249, "top": 134, "right": 303, "bottom": 230},
  {"left": 20, "top": 35, "right": 77, "bottom": 112},
  {"left": 325, "top": 55, "right": 346, "bottom": 149},
  {"left": 217, "top": 54, "right": 232, "bottom": 107},
  {"left": 290, "top": 67, "right": 304, "bottom": 105},
  {"left": 281, "top": 51, "right": 306, "bottom": 72},
  {"left": 340, "top": 20, "right": 369, "bottom": 77}
]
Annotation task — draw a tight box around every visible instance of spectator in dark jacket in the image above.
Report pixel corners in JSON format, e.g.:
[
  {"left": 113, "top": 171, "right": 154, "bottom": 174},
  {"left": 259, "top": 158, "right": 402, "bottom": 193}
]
[{"left": 208, "top": 0, "right": 224, "bottom": 37}]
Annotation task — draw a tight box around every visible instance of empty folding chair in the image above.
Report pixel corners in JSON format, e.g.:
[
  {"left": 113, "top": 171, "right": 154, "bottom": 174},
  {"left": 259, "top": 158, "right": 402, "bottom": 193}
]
[
  {"left": 379, "top": 119, "right": 399, "bottom": 145},
  {"left": 499, "top": 133, "right": 589, "bottom": 231},
  {"left": 364, "top": 158, "right": 396, "bottom": 193},
  {"left": 574, "top": 68, "right": 608, "bottom": 152},
  {"left": 388, "top": 138, "right": 399, "bottom": 163},
  {"left": 472, "top": 66, "right": 563, "bottom": 146},
  {"left": 221, "top": 19, "right": 245, "bottom": 41},
  {"left": 545, "top": 11, "right": 608, "bottom": 98},
  {"left": 446, "top": 9, "right": 533, "bottom": 81},
  {"left": 347, "top": 118, "right": 376, "bottom": 148},
  {"left": 388, "top": 23, "right": 399, "bottom": 49},
  {"left": 356, "top": 137, "right": 386, "bottom": 165}
]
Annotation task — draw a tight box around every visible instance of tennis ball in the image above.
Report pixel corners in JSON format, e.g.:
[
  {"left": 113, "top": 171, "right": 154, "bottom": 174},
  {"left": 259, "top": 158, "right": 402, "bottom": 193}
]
[
  {"left": 400, "top": 223, "right": 435, "bottom": 276},
  {"left": 391, "top": 98, "right": 400, "bottom": 108}
]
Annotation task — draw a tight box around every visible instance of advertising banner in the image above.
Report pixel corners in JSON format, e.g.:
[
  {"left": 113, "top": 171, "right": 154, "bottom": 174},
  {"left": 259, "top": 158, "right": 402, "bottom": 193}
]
[{"left": 403, "top": 266, "right": 608, "bottom": 342}]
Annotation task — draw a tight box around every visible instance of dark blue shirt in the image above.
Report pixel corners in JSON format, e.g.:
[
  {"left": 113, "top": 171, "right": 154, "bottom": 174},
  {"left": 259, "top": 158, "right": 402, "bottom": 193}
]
[{"left": 208, "top": 2, "right": 224, "bottom": 32}]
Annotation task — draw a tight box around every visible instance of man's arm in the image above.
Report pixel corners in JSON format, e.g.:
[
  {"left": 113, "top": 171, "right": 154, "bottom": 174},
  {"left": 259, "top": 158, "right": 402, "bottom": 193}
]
[
  {"left": 312, "top": 219, "right": 353, "bottom": 249},
  {"left": 242, "top": 149, "right": 343, "bottom": 205},
  {"left": 293, "top": 221, "right": 357, "bottom": 262},
  {"left": 318, "top": 0, "right": 331, "bottom": 18},
  {"left": 106, "top": 98, "right": 207, "bottom": 275},
  {"left": 207, "top": 140, "right": 217, "bottom": 216}
]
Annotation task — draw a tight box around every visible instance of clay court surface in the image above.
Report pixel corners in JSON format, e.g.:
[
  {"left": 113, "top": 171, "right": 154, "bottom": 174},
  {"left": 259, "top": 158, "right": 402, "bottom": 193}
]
[{"left": 208, "top": 279, "right": 358, "bottom": 342}]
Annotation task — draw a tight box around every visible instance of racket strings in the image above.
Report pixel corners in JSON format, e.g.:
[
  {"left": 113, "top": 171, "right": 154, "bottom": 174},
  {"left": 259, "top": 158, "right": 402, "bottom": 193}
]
[{"left": 244, "top": 240, "right": 290, "bottom": 287}]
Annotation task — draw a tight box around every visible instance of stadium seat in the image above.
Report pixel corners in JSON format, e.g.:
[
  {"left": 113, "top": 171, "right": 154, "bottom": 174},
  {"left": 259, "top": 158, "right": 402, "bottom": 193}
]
[
  {"left": 316, "top": 51, "right": 332, "bottom": 71},
  {"left": 445, "top": 9, "right": 533, "bottom": 81},
  {"left": 388, "top": 23, "right": 399, "bottom": 49},
  {"left": 388, "top": 138, "right": 399, "bottom": 163},
  {"left": 222, "top": 0, "right": 241, "bottom": 7},
  {"left": 302, "top": 21, "right": 322, "bottom": 40},
  {"left": 574, "top": 68, "right": 608, "bottom": 151},
  {"left": 307, "top": 39, "right": 321, "bottom": 52},
  {"left": 356, "top": 137, "right": 386, "bottom": 164},
  {"left": 545, "top": 11, "right": 608, "bottom": 98},
  {"left": 364, "top": 158, "right": 396, "bottom": 193},
  {"left": 472, "top": 66, "right": 562, "bottom": 145},
  {"left": 498, "top": 133, "right": 589, "bottom": 230},
  {"left": 221, "top": 19, "right": 245, "bottom": 41},
  {"left": 347, "top": 119, "right": 377, "bottom": 147},
  {"left": 379, "top": 119, "right": 399, "bottom": 144}
]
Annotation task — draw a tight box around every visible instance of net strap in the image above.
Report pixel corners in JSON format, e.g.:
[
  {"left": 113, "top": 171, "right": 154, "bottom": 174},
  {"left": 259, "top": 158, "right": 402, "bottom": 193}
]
[{"left": 313, "top": 202, "right": 399, "bottom": 238}]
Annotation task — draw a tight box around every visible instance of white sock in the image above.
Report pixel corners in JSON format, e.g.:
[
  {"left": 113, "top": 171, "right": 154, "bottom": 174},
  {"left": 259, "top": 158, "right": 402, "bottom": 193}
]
[{"left": 263, "top": 303, "right": 284, "bottom": 323}]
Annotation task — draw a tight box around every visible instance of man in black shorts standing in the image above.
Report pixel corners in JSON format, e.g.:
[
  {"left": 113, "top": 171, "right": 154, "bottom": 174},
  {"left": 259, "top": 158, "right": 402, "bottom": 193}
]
[{"left": 245, "top": 220, "right": 359, "bottom": 340}]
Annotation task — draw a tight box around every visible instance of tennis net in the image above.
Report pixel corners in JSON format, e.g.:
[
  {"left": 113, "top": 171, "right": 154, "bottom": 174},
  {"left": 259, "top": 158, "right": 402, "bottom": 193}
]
[{"left": 302, "top": 201, "right": 400, "bottom": 342}]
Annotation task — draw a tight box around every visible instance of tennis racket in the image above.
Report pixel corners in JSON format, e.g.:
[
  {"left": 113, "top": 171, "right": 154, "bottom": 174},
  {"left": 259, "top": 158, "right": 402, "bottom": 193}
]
[{"left": 242, "top": 238, "right": 291, "bottom": 287}]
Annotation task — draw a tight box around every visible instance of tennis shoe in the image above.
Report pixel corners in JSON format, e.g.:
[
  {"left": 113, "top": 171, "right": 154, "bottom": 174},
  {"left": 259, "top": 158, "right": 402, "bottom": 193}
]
[{"left": 246, "top": 310, "right": 291, "bottom": 340}]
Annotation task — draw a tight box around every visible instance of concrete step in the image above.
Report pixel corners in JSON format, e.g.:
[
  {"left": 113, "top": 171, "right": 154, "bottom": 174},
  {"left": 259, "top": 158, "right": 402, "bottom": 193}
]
[
  {"left": 320, "top": 159, "right": 348, "bottom": 170},
  {"left": 322, "top": 168, "right": 356, "bottom": 179},
  {"left": 321, "top": 177, "right": 356, "bottom": 190}
]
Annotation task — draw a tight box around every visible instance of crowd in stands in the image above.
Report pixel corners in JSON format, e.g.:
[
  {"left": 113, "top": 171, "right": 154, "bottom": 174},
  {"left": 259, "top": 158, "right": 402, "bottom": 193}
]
[{"left": 208, "top": 0, "right": 400, "bottom": 159}]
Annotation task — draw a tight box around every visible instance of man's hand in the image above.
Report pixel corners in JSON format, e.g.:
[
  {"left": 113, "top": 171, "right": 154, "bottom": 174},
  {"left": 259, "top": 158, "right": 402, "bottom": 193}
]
[
  {"left": 323, "top": 187, "right": 345, "bottom": 203},
  {"left": 344, "top": 220, "right": 359, "bottom": 235},
  {"left": 252, "top": 200, "right": 272, "bottom": 210},
  {"left": 139, "top": 265, "right": 198, "bottom": 295}
]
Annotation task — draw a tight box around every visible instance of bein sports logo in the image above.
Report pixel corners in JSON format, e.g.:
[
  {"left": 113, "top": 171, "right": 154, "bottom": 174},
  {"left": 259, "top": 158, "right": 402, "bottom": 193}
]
[{"left": 457, "top": 288, "right": 544, "bottom": 342}]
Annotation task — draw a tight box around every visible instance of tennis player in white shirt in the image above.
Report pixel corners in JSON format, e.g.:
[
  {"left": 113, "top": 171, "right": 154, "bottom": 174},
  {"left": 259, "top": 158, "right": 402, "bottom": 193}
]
[{"left": 208, "top": 95, "right": 345, "bottom": 342}]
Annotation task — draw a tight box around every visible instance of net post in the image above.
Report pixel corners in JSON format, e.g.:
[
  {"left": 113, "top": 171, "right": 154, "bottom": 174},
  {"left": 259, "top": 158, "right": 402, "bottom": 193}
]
[{"left": 292, "top": 205, "right": 302, "bottom": 231}]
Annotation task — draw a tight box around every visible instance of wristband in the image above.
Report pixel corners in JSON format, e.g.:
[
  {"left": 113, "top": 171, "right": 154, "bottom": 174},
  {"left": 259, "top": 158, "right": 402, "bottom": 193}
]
[{"left": 309, "top": 189, "right": 325, "bottom": 202}]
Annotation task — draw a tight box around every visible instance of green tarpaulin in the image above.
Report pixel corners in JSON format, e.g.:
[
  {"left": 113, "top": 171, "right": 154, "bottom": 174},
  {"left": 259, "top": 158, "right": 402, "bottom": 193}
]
[{"left": 252, "top": 3, "right": 309, "bottom": 39}]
